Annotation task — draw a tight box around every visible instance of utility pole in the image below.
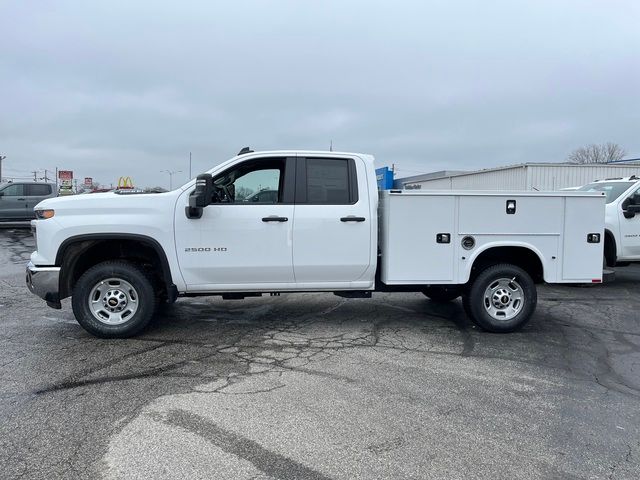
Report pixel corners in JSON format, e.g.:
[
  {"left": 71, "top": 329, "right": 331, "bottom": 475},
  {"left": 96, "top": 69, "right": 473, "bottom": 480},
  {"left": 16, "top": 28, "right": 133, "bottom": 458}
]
[
  {"left": 189, "top": 152, "right": 192, "bottom": 179},
  {"left": 0, "top": 155, "right": 6, "bottom": 183},
  {"left": 330, "top": 140, "right": 333, "bottom": 152},
  {"left": 161, "top": 170, "right": 182, "bottom": 190},
  {"left": 55, "top": 167, "right": 58, "bottom": 192},
  {"left": 32, "top": 170, "right": 38, "bottom": 181}
]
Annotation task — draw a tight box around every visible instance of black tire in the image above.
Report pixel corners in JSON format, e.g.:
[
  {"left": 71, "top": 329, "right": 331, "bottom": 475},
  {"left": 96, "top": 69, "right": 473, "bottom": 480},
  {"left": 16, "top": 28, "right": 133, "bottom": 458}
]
[
  {"left": 422, "top": 285, "right": 462, "bottom": 303},
  {"left": 71, "top": 261, "right": 157, "bottom": 338},
  {"left": 465, "top": 264, "right": 537, "bottom": 333}
]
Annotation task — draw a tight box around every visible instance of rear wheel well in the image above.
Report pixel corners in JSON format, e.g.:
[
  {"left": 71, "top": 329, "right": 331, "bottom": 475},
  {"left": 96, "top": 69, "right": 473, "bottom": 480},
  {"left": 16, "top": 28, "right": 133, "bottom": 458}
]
[
  {"left": 57, "top": 236, "right": 173, "bottom": 300},
  {"left": 469, "top": 246, "right": 544, "bottom": 284}
]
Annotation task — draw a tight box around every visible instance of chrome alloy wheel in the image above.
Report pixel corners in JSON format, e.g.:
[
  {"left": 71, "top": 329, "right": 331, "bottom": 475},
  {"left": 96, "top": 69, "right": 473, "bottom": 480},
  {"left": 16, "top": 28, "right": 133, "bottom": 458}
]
[
  {"left": 483, "top": 277, "right": 524, "bottom": 321},
  {"left": 88, "top": 278, "right": 139, "bottom": 325}
]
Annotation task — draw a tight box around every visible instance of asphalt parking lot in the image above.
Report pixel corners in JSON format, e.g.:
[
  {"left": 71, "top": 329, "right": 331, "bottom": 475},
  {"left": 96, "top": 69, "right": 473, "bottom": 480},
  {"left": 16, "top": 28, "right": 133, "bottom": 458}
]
[{"left": 1, "top": 227, "right": 639, "bottom": 479}]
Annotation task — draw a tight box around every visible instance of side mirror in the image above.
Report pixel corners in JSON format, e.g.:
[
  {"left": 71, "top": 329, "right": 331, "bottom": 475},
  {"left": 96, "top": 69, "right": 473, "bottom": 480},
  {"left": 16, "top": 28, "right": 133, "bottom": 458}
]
[
  {"left": 625, "top": 204, "right": 640, "bottom": 218},
  {"left": 0, "top": 192, "right": 4, "bottom": 197},
  {"left": 186, "top": 173, "right": 213, "bottom": 219},
  {"left": 622, "top": 197, "right": 640, "bottom": 219}
]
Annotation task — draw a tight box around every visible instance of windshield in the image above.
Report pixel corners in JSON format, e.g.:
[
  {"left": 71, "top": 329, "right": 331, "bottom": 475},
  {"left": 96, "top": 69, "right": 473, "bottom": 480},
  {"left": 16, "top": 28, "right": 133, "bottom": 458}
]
[{"left": 577, "top": 181, "right": 635, "bottom": 204}]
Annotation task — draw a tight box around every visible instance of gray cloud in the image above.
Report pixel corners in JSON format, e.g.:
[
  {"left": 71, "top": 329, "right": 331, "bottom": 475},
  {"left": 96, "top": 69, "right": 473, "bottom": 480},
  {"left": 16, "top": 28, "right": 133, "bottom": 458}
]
[{"left": 1, "top": 0, "right": 639, "bottom": 188}]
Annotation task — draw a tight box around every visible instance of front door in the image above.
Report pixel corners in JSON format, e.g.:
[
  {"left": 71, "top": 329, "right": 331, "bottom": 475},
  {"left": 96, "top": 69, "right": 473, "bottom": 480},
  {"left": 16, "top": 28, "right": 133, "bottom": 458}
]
[
  {"left": 0, "top": 184, "right": 27, "bottom": 219},
  {"left": 619, "top": 186, "right": 640, "bottom": 258},
  {"left": 292, "top": 156, "right": 373, "bottom": 284},
  {"left": 175, "top": 156, "right": 296, "bottom": 290}
]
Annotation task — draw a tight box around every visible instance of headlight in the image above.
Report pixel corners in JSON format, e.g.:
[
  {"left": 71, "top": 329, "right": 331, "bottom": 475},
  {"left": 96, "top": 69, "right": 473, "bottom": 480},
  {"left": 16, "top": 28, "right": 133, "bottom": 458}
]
[{"left": 35, "top": 209, "right": 55, "bottom": 219}]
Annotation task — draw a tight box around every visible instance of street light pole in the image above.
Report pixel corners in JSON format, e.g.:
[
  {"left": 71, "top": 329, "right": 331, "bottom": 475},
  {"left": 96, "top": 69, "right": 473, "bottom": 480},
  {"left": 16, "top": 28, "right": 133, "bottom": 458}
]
[
  {"left": 161, "top": 170, "right": 182, "bottom": 190},
  {"left": 0, "top": 155, "right": 6, "bottom": 183}
]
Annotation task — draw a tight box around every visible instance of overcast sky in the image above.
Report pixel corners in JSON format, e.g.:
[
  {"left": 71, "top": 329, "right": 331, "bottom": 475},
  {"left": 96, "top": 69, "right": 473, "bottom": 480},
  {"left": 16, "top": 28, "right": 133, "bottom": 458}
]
[{"left": 1, "top": 0, "right": 639, "bottom": 189}]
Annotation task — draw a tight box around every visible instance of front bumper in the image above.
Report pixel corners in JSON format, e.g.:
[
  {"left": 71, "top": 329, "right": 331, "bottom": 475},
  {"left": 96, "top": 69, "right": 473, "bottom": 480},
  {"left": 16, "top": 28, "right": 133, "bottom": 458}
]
[{"left": 26, "top": 261, "right": 61, "bottom": 309}]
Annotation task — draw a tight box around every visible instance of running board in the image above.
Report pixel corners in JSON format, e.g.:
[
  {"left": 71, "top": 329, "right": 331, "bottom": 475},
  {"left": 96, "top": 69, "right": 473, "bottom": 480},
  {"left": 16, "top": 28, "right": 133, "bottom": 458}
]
[{"left": 333, "top": 291, "right": 372, "bottom": 299}]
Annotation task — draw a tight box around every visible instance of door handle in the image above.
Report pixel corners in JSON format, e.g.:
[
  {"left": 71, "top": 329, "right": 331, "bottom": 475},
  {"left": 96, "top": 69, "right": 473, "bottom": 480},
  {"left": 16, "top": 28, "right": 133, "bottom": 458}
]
[
  {"left": 340, "top": 216, "right": 366, "bottom": 222},
  {"left": 262, "top": 216, "right": 288, "bottom": 222},
  {"left": 18, "top": 198, "right": 25, "bottom": 201}
]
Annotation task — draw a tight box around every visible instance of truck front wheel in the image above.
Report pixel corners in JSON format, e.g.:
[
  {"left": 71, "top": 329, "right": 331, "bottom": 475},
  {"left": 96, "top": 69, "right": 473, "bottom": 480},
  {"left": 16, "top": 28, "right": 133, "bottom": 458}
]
[
  {"left": 71, "top": 261, "right": 157, "bottom": 338},
  {"left": 463, "top": 264, "right": 537, "bottom": 333}
]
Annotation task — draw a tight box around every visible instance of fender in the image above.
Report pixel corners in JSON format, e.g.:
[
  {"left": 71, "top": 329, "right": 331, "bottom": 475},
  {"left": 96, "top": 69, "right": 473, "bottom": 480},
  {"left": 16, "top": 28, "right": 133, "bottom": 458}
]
[
  {"left": 55, "top": 233, "right": 177, "bottom": 301},
  {"left": 461, "top": 241, "right": 548, "bottom": 283}
]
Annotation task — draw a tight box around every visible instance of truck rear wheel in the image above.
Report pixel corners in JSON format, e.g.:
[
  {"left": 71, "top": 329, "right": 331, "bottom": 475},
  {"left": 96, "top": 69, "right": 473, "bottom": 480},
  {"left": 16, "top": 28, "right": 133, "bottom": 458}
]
[
  {"left": 422, "top": 286, "right": 461, "bottom": 303},
  {"left": 464, "top": 264, "right": 536, "bottom": 333},
  {"left": 71, "top": 261, "right": 157, "bottom": 338}
]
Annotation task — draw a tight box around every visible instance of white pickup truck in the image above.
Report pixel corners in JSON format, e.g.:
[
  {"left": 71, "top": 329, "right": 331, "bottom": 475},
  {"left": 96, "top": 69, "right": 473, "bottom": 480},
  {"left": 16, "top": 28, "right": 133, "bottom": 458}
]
[
  {"left": 575, "top": 176, "right": 640, "bottom": 267},
  {"left": 26, "top": 149, "right": 606, "bottom": 338}
]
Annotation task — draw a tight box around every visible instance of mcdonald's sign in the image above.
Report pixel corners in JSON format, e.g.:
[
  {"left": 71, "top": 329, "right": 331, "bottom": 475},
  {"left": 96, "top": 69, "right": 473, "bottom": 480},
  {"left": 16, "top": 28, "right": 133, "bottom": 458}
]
[{"left": 118, "top": 177, "right": 134, "bottom": 189}]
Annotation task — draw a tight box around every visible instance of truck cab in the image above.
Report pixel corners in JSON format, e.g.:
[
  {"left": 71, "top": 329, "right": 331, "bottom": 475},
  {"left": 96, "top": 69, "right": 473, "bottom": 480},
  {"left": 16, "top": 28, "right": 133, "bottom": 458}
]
[
  {"left": 176, "top": 152, "right": 377, "bottom": 291},
  {"left": 576, "top": 176, "right": 640, "bottom": 266}
]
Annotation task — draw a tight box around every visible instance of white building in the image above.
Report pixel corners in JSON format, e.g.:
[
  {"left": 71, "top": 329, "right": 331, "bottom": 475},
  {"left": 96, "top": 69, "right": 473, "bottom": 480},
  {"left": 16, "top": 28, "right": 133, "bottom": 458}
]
[{"left": 396, "top": 161, "right": 640, "bottom": 191}]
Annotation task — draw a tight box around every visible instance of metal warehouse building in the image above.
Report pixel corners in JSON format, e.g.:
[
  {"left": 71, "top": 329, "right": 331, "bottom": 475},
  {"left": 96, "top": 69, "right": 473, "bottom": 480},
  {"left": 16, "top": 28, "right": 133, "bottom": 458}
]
[{"left": 397, "top": 162, "right": 640, "bottom": 191}]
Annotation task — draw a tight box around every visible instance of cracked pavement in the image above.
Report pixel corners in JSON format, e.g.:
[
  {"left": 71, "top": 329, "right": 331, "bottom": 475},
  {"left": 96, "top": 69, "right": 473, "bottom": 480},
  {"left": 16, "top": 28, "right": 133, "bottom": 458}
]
[{"left": 1, "top": 228, "right": 639, "bottom": 479}]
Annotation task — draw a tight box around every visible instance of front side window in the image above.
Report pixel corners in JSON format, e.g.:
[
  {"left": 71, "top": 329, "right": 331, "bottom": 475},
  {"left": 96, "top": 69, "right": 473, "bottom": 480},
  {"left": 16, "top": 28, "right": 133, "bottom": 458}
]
[
  {"left": 212, "top": 158, "right": 284, "bottom": 204},
  {"left": 1, "top": 184, "right": 24, "bottom": 196},
  {"left": 306, "top": 158, "right": 356, "bottom": 204}
]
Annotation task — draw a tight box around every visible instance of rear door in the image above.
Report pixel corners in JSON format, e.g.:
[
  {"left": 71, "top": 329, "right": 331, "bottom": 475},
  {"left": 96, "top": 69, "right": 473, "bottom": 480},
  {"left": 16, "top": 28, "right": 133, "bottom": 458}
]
[
  {"left": 26, "top": 184, "right": 53, "bottom": 216},
  {"left": 292, "top": 156, "right": 372, "bottom": 284},
  {"left": 0, "top": 184, "right": 27, "bottom": 219}
]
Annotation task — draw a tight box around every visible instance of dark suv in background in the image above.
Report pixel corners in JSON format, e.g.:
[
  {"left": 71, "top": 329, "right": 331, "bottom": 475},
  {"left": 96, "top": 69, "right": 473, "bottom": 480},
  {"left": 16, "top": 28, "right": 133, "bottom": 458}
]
[{"left": 0, "top": 182, "right": 57, "bottom": 221}]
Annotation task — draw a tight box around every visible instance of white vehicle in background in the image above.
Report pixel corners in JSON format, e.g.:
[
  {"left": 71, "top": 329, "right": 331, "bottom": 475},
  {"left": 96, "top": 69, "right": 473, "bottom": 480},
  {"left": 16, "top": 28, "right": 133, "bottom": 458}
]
[
  {"left": 576, "top": 176, "right": 640, "bottom": 267},
  {"left": 26, "top": 149, "right": 607, "bottom": 338}
]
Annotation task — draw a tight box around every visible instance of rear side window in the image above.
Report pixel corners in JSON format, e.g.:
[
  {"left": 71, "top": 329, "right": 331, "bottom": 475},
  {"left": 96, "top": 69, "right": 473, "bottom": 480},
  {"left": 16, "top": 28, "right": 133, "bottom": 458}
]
[
  {"left": 28, "top": 184, "right": 52, "bottom": 196},
  {"left": 306, "top": 158, "right": 358, "bottom": 205},
  {"left": 1, "top": 184, "right": 24, "bottom": 196}
]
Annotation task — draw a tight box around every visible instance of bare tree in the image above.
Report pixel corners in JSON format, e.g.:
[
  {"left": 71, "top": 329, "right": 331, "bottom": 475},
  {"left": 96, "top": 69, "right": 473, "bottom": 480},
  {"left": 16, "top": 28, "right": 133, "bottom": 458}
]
[
  {"left": 235, "top": 186, "right": 254, "bottom": 200},
  {"left": 567, "top": 142, "right": 626, "bottom": 164}
]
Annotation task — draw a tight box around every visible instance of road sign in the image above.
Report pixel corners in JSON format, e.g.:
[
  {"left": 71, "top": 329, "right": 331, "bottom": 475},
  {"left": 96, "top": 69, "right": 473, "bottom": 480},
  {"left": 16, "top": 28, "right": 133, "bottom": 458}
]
[
  {"left": 376, "top": 167, "right": 394, "bottom": 190},
  {"left": 118, "top": 177, "right": 134, "bottom": 189},
  {"left": 84, "top": 177, "right": 93, "bottom": 187}
]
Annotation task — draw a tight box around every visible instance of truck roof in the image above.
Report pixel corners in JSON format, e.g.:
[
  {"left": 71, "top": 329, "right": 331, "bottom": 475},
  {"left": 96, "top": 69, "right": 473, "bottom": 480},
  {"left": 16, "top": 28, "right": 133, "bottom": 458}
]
[{"left": 236, "top": 149, "right": 374, "bottom": 159}]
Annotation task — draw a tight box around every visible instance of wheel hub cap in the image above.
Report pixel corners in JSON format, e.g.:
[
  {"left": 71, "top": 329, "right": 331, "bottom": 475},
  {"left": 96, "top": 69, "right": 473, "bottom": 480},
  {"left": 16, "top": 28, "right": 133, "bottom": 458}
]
[
  {"left": 483, "top": 277, "right": 524, "bottom": 321},
  {"left": 88, "top": 278, "right": 139, "bottom": 325}
]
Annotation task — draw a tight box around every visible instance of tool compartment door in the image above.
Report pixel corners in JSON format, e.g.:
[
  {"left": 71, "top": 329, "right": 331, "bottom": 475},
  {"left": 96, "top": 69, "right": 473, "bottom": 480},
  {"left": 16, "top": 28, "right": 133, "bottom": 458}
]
[
  {"left": 380, "top": 194, "right": 456, "bottom": 283},
  {"left": 561, "top": 196, "right": 605, "bottom": 281}
]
